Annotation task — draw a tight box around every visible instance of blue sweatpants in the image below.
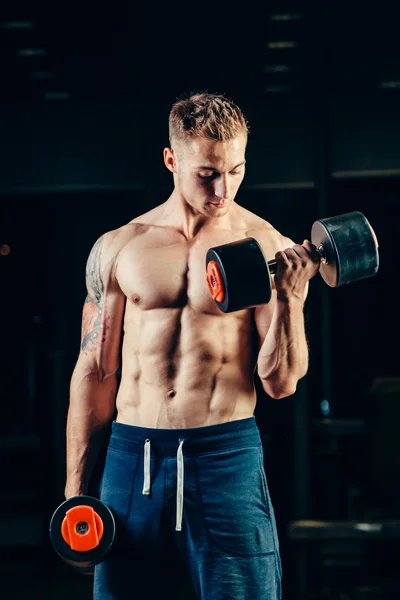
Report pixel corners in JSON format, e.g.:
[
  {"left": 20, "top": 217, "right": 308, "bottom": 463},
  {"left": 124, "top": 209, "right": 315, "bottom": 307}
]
[{"left": 94, "top": 416, "right": 282, "bottom": 599}]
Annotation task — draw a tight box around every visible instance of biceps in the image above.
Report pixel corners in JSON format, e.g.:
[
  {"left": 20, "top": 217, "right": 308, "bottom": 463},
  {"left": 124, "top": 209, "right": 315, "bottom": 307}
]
[{"left": 80, "top": 289, "right": 126, "bottom": 376}]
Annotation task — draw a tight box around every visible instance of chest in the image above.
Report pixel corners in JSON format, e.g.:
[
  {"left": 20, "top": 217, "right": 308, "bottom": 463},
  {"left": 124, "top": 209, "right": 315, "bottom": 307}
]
[{"left": 116, "top": 232, "right": 234, "bottom": 314}]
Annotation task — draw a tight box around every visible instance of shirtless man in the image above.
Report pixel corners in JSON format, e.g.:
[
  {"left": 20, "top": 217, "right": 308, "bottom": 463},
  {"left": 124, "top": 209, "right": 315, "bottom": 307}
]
[{"left": 65, "top": 93, "right": 320, "bottom": 600}]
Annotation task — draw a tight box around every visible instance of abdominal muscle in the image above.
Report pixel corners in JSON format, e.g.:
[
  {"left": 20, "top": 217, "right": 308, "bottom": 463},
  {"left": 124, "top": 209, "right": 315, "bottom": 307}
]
[{"left": 115, "top": 304, "right": 258, "bottom": 429}]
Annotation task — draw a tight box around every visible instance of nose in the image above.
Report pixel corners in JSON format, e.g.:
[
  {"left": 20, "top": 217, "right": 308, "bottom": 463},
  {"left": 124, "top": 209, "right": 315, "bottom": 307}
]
[{"left": 214, "top": 174, "right": 228, "bottom": 200}]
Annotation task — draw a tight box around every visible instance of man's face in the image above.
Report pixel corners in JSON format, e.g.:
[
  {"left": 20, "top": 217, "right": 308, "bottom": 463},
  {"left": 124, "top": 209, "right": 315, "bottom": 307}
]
[{"left": 169, "top": 134, "right": 247, "bottom": 218}]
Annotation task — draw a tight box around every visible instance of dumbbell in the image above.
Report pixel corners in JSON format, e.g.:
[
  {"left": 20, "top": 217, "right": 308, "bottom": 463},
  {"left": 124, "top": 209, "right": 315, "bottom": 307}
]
[
  {"left": 206, "top": 211, "right": 379, "bottom": 314},
  {"left": 49, "top": 496, "right": 116, "bottom": 575}
]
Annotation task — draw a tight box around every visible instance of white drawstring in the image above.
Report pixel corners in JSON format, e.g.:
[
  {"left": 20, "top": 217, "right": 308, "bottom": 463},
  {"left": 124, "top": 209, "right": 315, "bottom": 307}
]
[
  {"left": 176, "top": 439, "right": 185, "bottom": 531},
  {"left": 142, "top": 437, "right": 185, "bottom": 531},
  {"left": 142, "top": 439, "right": 151, "bottom": 495}
]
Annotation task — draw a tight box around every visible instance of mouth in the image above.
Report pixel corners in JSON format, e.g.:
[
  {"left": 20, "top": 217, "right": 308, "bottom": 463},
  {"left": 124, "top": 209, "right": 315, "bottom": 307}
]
[{"left": 208, "top": 202, "right": 226, "bottom": 208}]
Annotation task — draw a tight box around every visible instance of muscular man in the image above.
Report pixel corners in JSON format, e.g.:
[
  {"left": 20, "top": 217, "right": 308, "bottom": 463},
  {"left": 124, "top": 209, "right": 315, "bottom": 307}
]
[{"left": 65, "top": 93, "right": 320, "bottom": 600}]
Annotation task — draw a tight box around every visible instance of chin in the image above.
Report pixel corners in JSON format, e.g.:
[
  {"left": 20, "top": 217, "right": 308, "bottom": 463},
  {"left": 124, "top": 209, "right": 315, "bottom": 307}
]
[{"left": 205, "top": 201, "right": 230, "bottom": 216}]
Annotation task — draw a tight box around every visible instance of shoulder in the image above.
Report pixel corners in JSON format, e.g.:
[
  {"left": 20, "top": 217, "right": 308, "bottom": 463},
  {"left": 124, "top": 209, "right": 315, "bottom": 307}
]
[
  {"left": 236, "top": 206, "right": 293, "bottom": 257},
  {"left": 90, "top": 220, "right": 151, "bottom": 259},
  {"left": 85, "top": 224, "right": 142, "bottom": 283},
  {"left": 248, "top": 224, "right": 293, "bottom": 251}
]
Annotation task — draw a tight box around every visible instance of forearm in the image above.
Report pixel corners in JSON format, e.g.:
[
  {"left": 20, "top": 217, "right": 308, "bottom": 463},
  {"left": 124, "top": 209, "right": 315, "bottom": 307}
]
[
  {"left": 65, "top": 368, "right": 117, "bottom": 497},
  {"left": 257, "top": 299, "right": 308, "bottom": 398}
]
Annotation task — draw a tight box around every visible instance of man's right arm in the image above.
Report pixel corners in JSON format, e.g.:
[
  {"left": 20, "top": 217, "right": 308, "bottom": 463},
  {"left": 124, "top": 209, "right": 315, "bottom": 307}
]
[{"left": 65, "top": 231, "right": 126, "bottom": 498}]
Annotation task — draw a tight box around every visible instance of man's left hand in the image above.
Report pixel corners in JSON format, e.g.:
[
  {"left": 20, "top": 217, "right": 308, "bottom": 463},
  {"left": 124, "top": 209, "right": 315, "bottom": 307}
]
[{"left": 273, "top": 239, "right": 321, "bottom": 303}]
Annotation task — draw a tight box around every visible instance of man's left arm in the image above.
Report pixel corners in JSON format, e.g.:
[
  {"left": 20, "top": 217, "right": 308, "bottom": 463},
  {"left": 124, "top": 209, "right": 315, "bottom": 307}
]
[{"left": 255, "top": 238, "right": 320, "bottom": 399}]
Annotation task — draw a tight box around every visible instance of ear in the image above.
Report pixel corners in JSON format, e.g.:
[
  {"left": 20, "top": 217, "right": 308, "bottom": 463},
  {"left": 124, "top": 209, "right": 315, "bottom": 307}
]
[{"left": 163, "top": 147, "right": 176, "bottom": 173}]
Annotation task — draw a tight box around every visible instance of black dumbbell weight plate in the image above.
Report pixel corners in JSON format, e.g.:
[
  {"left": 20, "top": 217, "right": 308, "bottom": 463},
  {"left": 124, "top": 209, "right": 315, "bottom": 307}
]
[
  {"left": 311, "top": 211, "right": 379, "bottom": 287},
  {"left": 206, "top": 237, "right": 272, "bottom": 313}
]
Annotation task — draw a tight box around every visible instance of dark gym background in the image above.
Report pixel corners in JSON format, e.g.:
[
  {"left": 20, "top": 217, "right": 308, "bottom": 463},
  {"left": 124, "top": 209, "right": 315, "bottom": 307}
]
[{"left": 1, "top": 1, "right": 399, "bottom": 599}]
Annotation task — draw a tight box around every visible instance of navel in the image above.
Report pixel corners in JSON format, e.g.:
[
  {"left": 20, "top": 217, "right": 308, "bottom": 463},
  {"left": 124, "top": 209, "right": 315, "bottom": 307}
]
[{"left": 167, "top": 389, "right": 177, "bottom": 399}]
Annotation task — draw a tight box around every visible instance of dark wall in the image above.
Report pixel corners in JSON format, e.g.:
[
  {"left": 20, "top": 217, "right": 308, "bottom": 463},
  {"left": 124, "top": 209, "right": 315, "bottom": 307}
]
[{"left": 2, "top": 94, "right": 400, "bottom": 194}]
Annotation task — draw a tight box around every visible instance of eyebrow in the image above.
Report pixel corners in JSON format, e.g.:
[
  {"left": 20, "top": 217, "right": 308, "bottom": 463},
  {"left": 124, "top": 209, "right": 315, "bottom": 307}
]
[{"left": 197, "top": 161, "right": 246, "bottom": 171}]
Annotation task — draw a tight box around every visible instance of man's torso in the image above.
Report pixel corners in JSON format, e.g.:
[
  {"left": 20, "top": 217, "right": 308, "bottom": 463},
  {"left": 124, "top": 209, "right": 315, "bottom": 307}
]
[{"left": 112, "top": 202, "right": 284, "bottom": 428}]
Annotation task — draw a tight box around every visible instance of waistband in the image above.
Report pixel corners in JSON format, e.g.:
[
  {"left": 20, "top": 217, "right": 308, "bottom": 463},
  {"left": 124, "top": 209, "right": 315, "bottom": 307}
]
[{"left": 108, "top": 416, "right": 261, "bottom": 457}]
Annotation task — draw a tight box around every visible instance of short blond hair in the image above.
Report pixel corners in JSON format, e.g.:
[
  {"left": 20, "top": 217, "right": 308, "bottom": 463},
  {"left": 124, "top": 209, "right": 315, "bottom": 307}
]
[{"left": 169, "top": 92, "right": 249, "bottom": 147}]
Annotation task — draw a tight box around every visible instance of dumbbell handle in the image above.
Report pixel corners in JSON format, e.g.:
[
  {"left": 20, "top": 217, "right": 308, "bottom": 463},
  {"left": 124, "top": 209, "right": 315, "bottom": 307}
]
[{"left": 267, "top": 244, "right": 326, "bottom": 275}]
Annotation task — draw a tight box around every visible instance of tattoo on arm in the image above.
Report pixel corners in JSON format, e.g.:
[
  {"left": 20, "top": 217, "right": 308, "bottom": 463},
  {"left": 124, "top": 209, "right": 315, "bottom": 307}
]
[{"left": 81, "top": 237, "right": 107, "bottom": 351}]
